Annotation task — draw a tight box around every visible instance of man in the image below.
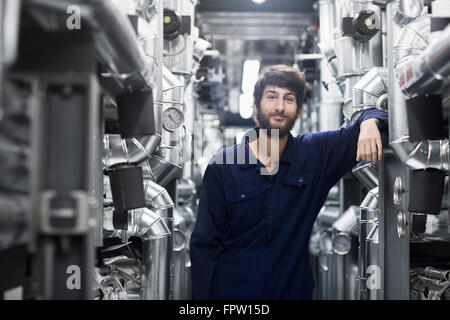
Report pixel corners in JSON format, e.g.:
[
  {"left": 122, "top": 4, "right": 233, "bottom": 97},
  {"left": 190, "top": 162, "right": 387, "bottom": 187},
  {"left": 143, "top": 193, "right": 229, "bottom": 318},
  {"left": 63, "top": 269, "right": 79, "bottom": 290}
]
[{"left": 190, "top": 65, "right": 388, "bottom": 300}]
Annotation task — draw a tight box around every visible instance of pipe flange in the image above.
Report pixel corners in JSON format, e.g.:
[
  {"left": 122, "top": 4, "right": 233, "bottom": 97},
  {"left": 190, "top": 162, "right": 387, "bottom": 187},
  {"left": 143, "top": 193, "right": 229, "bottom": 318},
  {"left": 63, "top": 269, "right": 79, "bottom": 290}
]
[
  {"left": 397, "top": 210, "right": 409, "bottom": 238},
  {"left": 393, "top": 177, "right": 403, "bottom": 205},
  {"left": 332, "top": 232, "right": 352, "bottom": 255}
]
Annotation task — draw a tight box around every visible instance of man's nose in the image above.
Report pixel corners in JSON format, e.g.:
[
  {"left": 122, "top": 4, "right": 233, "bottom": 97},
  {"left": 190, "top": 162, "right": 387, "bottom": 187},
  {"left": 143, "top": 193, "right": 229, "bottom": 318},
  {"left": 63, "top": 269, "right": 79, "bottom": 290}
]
[{"left": 274, "top": 98, "right": 285, "bottom": 113}]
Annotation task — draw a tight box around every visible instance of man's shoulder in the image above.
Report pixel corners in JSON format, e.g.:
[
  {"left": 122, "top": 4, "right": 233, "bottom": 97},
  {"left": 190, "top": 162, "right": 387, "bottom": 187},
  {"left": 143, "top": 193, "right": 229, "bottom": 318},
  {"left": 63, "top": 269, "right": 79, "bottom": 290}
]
[{"left": 293, "top": 132, "right": 324, "bottom": 146}]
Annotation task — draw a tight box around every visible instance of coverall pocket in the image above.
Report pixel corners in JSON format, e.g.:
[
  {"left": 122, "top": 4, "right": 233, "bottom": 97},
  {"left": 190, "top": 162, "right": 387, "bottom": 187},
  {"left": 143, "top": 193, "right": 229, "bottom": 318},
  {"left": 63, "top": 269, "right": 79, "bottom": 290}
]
[{"left": 225, "top": 188, "right": 264, "bottom": 235}]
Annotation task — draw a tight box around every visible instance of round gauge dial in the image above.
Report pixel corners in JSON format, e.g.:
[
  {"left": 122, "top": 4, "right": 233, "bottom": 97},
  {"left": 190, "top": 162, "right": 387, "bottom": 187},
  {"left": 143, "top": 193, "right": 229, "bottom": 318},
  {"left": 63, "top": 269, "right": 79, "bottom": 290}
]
[
  {"left": 163, "top": 107, "right": 184, "bottom": 131},
  {"left": 333, "top": 232, "right": 352, "bottom": 255}
]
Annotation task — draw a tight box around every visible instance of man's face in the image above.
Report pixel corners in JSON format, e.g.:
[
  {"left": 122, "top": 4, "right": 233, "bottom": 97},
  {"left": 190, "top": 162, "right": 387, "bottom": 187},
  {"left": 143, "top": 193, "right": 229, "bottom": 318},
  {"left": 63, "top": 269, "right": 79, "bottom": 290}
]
[{"left": 253, "top": 85, "right": 301, "bottom": 138}]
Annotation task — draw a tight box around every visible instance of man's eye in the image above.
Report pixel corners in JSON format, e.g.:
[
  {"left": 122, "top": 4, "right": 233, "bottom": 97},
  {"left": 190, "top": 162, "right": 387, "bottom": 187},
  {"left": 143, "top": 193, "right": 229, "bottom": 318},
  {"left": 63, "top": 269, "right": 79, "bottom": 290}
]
[
  {"left": 268, "top": 95, "right": 276, "bottom": 100},
  {"left": 285, "top": 96, "right": 295, "bottom": 103}
]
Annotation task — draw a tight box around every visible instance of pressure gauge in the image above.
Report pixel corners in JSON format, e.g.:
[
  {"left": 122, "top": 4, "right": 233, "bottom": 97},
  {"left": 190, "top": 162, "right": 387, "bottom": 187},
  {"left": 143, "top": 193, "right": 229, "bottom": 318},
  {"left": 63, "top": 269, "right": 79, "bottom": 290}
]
[
  {"left": 332, "top": 232, "right": 352, "bottom": 255},
  {"left": 162, "top": 107, "right": 184, "bottom": 131}
]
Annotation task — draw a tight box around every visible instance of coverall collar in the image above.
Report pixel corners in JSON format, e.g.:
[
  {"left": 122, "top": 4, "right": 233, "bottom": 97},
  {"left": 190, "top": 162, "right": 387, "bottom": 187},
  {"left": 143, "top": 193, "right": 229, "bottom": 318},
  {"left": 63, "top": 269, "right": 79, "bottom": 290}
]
[{"left": 237, "top": 127, "right": 295, "bottom": 169}]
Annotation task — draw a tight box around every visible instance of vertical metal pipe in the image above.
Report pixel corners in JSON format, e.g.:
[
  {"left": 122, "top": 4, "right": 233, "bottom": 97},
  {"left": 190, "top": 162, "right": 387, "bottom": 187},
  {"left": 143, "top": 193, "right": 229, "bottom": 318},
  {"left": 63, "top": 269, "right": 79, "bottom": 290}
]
[{"left": 319, "top": 0, "right": 343, "bottom": 131}]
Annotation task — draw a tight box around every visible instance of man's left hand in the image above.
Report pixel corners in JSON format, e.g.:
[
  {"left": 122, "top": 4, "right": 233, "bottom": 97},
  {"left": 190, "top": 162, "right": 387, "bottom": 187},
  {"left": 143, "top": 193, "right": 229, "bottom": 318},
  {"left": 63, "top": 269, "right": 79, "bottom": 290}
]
[{"left": 357, "top": 119, "right": 382, "bottom": 164}]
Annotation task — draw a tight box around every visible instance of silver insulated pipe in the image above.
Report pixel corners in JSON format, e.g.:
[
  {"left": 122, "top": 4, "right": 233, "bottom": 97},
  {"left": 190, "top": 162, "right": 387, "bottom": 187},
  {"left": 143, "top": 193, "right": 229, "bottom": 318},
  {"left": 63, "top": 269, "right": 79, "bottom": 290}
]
[
  {"left": 332, "top": 205, "right": 359, "bottom": 300},
  {"left": 358, "top": 187, "right": 379, "bottom": 300},
  {"left": 397, "top": 24, "right": 450, "bottom": 96},
  {"left": 352, "top": 162, "right": 380, "bottom": 300},
  {"left": 389, "top": 0, "right": 450, "bottom": 171},
  {"left": 141, "top": 164, "right": 175, "bottom": 300}
]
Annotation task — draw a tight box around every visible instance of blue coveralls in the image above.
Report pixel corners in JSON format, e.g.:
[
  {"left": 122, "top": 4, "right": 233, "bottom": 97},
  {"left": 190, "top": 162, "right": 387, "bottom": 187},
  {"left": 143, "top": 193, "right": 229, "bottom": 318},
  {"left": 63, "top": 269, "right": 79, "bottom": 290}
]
[{"left": 190, "top": 108, "right": 388, "bottom": 300}]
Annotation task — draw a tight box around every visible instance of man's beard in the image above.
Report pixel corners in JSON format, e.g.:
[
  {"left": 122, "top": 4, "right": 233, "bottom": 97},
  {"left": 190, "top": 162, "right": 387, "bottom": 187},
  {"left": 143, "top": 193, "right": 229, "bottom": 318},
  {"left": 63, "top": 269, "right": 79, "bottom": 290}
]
[{"left": 255, "top": 109, "right": 297, "bottom": 138}]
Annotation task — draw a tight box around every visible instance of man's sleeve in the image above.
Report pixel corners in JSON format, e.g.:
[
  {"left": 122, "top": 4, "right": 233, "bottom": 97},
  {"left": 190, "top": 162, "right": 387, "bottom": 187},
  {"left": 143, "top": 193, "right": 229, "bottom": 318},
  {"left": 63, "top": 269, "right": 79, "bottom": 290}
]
[
  {"left": 189, "top": 163, "right": 228, "bottom": 299},
  {"left": 313, "top": 107, "right": 388, "bottom": 187}
]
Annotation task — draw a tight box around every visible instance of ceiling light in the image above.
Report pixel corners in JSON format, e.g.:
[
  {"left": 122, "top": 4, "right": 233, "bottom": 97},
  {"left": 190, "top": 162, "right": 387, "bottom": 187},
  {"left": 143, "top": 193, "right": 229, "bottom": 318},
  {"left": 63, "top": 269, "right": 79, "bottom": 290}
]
[
  {"left": 239, "top": 93, "right": 254, "bottom": 119},
  {"left": 252, "top": 0, "right": 267, "bottom": 4},
  {"left": 241, "top": 59, "right": 260, "bottom": 95}
]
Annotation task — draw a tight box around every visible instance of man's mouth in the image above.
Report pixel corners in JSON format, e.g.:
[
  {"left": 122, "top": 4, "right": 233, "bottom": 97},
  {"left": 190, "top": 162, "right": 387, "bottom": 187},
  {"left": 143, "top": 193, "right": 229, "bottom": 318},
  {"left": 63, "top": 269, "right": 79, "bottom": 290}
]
[{"left": 272, "top": 115, "right": 285, "bottom": 120}]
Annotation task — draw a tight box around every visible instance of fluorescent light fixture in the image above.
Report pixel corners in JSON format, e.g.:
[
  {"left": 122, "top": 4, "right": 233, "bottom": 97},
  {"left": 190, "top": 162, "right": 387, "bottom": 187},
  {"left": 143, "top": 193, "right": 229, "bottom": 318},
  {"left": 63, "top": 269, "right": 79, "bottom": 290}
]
[
  {"left": 241, "top": 59, "right": 260, "bottom": 95},
  {"left": 239, "top": 93, "right": 254, "bottom": 119},
  {"left": 252, "top": 0, "right": 267, "bottom": 4}
]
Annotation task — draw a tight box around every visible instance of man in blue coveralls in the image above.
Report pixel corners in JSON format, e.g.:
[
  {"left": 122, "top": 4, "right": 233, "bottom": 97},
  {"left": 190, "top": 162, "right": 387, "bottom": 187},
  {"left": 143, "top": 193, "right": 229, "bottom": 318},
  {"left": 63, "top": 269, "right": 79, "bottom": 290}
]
[{"left": 190, "top": 65, "right": 388, "bottom": 299}]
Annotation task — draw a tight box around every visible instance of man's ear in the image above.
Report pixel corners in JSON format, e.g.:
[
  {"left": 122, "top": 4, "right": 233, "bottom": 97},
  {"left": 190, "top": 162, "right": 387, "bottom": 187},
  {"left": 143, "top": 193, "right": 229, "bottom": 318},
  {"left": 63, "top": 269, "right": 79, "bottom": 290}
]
[{"left": 296, "top": 107, "right": 302, "bottom": 119}]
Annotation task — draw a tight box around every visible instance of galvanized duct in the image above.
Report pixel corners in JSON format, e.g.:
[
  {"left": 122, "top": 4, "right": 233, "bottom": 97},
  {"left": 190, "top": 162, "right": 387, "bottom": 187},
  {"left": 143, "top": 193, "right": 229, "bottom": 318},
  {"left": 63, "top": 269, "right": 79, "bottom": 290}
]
[
  {"left": 172, "top": 205, "right": 195, "bottom": 300},
  {"left": 352, "top": 162, "right": 378, "bottom": 190},
  {"left": 102, "top": 168, "right": 175, "bottom": 300},
  {"left": 141, "top": 174, "right": 174, "bottom": 300},
  {"left": 352, "top": 161, "right": 380, "bottom": 300},
  {"left": 318, "top": 0, "right": 343, "bottom": 132},
  {"left": 0, "top": 0, "right": 21, "bottom": 66},
  {"left": 102, "top": 207, "right": 170, "bottom": 240},
  {"left": 103, "top": 134, "right": 162, "bottom": 168},
  {"left": 143, "top": 176, "right": 175, "bottom": 212},
  {"left": 389, "top": 2, "right": 450, "bottom": 171},
  {"left": 398, "top": 25, "right": 450, "bottom": 96},
  {"left": 358, "top": 187, "right": 379, "bottom": 300},
  {"left": 333, "top": 205, "right": 359, "bottom": 238},
  {"left": 318, "top": 231, "right": 335, "bottom": 300},
  {"left": 332, "top": 205, "right": 359, "bottom": 300},
  {"left": 394, "top": 0, "right": 424, "bottom": 26},
  {"left": 351, "top": 67, "right": 388, "bottom": 122},
  {"left": 28, "top": 0, "right": 153, "bottom": 89},
  {"left": 327, "top": 0, "right": 383, "bottom": 126},
  {"left": 317, "top": 205, "right": 341, "bottom": 227},
  {"left": 101, "top": 0, "right": 164, "bottom": 168}
]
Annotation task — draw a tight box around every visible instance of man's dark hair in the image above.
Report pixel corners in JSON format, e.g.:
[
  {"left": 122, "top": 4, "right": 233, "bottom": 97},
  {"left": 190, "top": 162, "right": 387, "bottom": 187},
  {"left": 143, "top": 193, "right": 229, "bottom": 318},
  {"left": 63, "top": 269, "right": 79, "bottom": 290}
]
[{"left": 253, "top": 64, "right": 306, "bottom": 111}]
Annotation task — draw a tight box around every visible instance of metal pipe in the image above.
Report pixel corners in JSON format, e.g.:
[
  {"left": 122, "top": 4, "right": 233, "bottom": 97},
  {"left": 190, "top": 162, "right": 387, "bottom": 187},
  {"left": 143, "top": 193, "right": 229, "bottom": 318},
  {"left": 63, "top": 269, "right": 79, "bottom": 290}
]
[
  {"left": 333, "top": 205, "right": 359, "bottom": 236},
  {"left": 1, "top": 0, "right": 21, "bottom": 66},
  {"left": 141, "top": 175, "right": 174, "bottom": 300},
  {"left": 319, "top": 0, "right": 343, "bottom": 132},
  {"left": 394, "top": 0, "right": 424, "bottom": 26},
  {"left": 317, "top": 205, "right": 341, "bottom": 227},
  {"left": 141, "top": 235, "right": 170, "bottom": 299},
  {"left": 352, "top": 162, "right": 379, "bottom": 190},
  {"left": 399, "top": 25, "right": 450, "bottom": 96},
  {"left": 29, "top": 0, "right": 151, "bottom": 89},
  {"left": 143, "top": 178, "right": 175, "bottom": 211},
  {"left": 358, "top": 187, "right": 379, "bottom": 300},
  {"left": 388, "top": 3, "right": 450, "bottom": 171},
  {"left": 424, "top": 267, "right": 450, "bottom": 281},
  {"left": 352, "top": 67, "right": 388, "bottom": 113}
]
